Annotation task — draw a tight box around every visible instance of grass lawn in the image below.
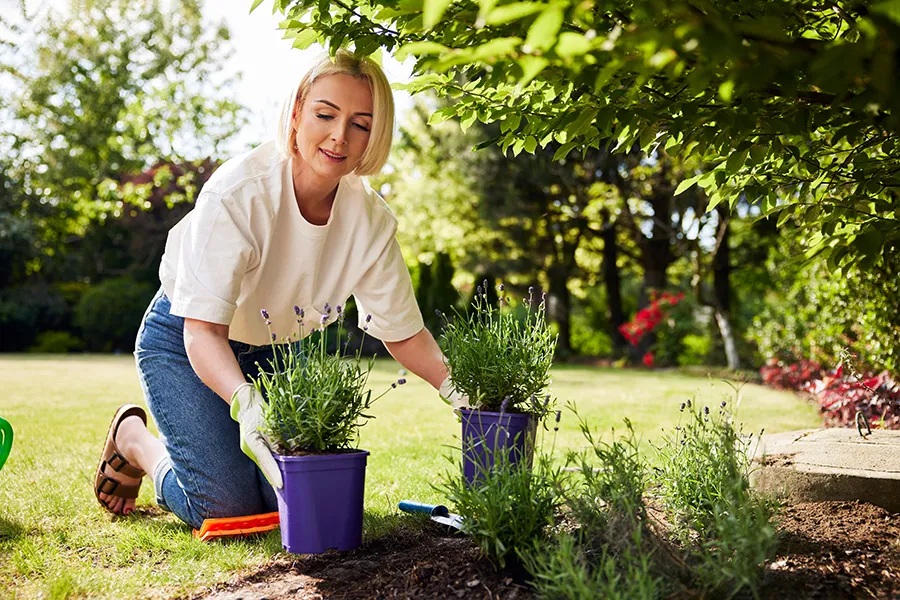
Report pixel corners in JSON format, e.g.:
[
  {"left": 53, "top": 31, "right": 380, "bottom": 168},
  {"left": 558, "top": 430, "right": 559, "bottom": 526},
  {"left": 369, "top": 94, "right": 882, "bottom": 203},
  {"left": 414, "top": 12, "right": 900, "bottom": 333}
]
[{"left": 0, "top": 355, "right": 821, "bottom": 599}]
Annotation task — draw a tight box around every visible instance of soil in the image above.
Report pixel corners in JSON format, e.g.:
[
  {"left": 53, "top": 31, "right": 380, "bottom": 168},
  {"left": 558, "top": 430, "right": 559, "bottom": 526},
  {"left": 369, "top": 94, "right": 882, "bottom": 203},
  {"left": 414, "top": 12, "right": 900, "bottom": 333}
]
[{"left": 188, "top": 500, "right": 900, "bottom": 600}]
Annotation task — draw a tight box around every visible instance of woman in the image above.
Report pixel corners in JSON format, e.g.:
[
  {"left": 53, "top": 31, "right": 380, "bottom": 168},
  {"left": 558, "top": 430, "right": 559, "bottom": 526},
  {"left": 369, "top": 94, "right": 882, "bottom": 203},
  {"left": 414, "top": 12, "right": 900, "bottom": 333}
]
[{"left": 94, "top": 50, "right": 468, "bottom": 528}]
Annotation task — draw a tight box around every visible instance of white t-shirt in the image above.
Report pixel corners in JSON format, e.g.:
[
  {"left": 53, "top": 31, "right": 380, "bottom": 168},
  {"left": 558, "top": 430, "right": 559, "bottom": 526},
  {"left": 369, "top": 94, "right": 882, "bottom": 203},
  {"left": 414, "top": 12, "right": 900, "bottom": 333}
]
[{"left": 159, "top": 141, "right": 424, "bottom": 346}]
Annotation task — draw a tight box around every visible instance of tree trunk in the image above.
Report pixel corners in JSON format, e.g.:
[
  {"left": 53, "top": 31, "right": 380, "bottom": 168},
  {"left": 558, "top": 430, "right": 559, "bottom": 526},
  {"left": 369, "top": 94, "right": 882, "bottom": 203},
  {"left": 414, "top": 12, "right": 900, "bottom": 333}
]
[
  {"left": 601, "top": 211, "right": 626, "bottom": 353},
  {"left": 547, "top": 266, "right": 571, "bottom": 356},
  {"left": 713, "top": 205, "right": 741, "bottom": 370}
]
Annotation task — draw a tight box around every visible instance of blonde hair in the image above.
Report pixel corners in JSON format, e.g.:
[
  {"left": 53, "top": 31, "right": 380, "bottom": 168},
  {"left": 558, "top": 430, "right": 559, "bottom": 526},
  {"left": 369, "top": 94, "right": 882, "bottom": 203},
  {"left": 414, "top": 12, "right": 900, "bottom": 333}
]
[{"left": 277, "top": 50, "right": 394, "bottom": 176}]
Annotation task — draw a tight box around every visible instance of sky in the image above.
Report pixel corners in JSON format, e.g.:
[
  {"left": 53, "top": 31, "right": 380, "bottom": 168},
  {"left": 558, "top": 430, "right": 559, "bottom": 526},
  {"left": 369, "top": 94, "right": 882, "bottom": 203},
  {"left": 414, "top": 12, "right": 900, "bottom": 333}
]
[
  {"left": 202, "top": 1, "right": 414, "bottom": 154},
  {"left": 4, "top": 0, "right": 414, "bottom": 156}
]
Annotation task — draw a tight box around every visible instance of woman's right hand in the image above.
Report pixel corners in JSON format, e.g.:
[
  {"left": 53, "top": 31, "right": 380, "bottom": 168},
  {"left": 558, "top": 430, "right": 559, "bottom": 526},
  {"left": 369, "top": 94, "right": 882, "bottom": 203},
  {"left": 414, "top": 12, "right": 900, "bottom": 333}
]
[{"left": 230, "top": 383, "right": 283, "bottom": 489}]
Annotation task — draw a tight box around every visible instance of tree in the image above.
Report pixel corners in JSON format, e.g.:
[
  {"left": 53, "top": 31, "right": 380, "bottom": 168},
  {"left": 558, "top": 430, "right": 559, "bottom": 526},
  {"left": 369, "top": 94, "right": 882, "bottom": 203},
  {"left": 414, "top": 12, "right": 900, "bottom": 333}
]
[
  {"left": 264, "top": 0, "right": 898, "bottom": 272},
  {"left": 3, "top": 0, "right": 245, "bottom": 277}
]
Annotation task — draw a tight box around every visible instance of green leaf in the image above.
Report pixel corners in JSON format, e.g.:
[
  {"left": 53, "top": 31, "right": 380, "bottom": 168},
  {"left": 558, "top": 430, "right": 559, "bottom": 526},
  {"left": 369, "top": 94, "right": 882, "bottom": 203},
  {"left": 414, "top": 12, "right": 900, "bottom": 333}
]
[
  {"left": 291, "top": 29, "right": 318, "bottom": 50},
  {"left": 460, "top": 110, "right": 478, "bottom": 132},
  {"left": 424, "top": 0, "right": 454, "bottom": 29},
  {"left": 395, "top": 41, "right": 449, "bottom": 61},
  {"left": 725, "top": 148, "right": 749, "bottom": 174},
  {"left": 525, "top": 4, "right": 563, "bottom": 51},
  {"left": 428, "top": 106, "right": 457, "bottom": 126},
  {"left": 675, "top": 174, "right": 703, "bottom": 196},
  {"left": 556, "top": 32, "right": 591, "bottom": 57},
  {"left": 854, "top": 229, "right": 884, "bottom": 258},
  {"left": 523, "top": 136, "right": 537, "bottom": 153},
  {"left": 485, "top": 2, "right": 544, "bottom": 25},
  {"left": 250, "top": 0, "right": 265, "bottom": 13},
  {"left": 518, "top": 56, "right": 548, "bottom": 86},
  {"left": 553, "top": 141, "right": 578, "bottom": 160},
  {"left": 718, "top": 80, "right": 735, "bottom": 103}
]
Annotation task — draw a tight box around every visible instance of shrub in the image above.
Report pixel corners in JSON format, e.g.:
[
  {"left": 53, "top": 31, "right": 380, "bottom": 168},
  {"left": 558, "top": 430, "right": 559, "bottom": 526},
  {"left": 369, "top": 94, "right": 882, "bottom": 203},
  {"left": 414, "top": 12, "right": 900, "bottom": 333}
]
[
  {"left": 27, "top": 331, "right": 84, "bottom": 353},
  {"left": 524, "top": 412, "right": 663, "bottom": 599},
  {"left": 655, "top": 396, "right": 778, "bottom": 597},
  {"left": 74, "top": 278, "right": 155, "bottom": 352},
  {"left": 439, "top": 451, "right": 561, "bottom": 570},
  {"left": 677, "top": 333, "right": 712, "bottom": 366},
  {"left": 0, "top": 282, "right": 70, "bottom": 351}
]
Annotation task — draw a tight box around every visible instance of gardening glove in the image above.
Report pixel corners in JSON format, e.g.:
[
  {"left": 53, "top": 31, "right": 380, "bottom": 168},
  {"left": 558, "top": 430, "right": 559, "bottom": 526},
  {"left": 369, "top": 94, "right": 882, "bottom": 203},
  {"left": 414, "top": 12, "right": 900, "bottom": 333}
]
[
  {"left": 230, "top": 383, "right": 283, "bottom": 489},
  {"left": 439, "top": 375, "right": 471, "bottom": 411}
]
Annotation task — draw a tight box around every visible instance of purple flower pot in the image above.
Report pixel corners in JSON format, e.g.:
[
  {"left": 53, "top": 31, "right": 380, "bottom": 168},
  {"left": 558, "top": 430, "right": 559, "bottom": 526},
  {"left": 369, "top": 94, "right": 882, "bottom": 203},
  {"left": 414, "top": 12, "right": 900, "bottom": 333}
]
[
  {"left": 460, "top": 409, "right": 535, "bottom": 484},
  {"left": 273, "top": 450, "right": 369, "bottom": 554}
]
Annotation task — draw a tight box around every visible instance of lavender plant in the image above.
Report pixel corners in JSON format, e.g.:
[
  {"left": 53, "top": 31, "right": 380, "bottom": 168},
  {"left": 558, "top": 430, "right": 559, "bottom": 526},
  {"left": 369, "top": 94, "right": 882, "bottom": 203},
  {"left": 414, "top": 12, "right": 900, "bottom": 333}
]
[
  {"left": 439, "top": 283, "right": 557, "bottom": 416},
  {"left": 253, "top": 306, "right": 404, "bottom": 455},
  {"left": 655, "top": 396, "right": 778, "bottom": 598}
]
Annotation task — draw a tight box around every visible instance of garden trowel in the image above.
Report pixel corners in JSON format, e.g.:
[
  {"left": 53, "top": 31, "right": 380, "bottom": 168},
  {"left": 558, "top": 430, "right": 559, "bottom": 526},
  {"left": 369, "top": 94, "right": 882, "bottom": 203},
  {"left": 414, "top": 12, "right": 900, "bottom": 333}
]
[{"left": 398, "top": 500, "right": 464, "bottom": 531}]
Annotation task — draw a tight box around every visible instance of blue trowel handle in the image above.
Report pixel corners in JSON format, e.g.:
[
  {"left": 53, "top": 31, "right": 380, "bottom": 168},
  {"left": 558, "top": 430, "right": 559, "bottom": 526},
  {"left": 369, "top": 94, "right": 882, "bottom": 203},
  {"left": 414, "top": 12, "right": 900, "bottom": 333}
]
[{"left": 398, "top": 500, "right": 449, "bottom": 517}]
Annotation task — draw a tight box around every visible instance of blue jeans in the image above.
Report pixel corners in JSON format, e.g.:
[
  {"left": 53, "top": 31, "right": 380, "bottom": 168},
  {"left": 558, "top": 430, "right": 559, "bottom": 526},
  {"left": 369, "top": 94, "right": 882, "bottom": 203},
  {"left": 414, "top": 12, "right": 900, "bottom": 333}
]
[{"left": 134, "top": 288, "right": 282, "bottom": 529}]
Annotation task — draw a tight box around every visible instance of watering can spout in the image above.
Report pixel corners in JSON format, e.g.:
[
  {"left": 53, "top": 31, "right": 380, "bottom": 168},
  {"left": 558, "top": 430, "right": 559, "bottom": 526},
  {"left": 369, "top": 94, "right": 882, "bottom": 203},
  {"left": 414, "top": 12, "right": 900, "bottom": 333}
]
[{"left": 0, "top": 417, "right": 13, "bottom": 472}]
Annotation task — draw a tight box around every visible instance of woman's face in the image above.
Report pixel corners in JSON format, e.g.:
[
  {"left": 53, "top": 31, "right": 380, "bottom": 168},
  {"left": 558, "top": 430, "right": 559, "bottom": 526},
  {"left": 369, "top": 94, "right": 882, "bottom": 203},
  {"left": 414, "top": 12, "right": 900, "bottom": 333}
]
[{"left": 293, "top": 73, "right": 374, "bottom": 182}]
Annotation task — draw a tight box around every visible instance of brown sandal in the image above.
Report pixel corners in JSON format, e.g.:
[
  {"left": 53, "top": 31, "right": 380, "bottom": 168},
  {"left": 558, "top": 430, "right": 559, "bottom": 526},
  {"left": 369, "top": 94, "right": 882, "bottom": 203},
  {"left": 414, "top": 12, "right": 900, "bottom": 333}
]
[{"left": 95, "top": 404, "right": 147, "bottom": 513}]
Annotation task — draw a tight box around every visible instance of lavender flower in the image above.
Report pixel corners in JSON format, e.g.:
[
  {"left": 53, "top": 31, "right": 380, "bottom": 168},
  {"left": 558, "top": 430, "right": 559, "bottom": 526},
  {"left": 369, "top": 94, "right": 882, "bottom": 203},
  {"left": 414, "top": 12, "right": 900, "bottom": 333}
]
[
  {"left": 271, "top": 333, "right": 276, "bottom": 342},
  {"left": 720, "top": 400, "right": 727, "bottom": 408},
  {"left": 336, "top": 304, "right": 343, "bottom": 316},
  {"left": 477, "top": 285, "right": 482, "bottom": 294},
  {"left": 398, "top": 378, "right": 407, "bottom": 385},
  {"left": 528, "top": 286, "right": 534, "bottom": 303},
  {"left": 323, "top": 302, "right": 331, "bottom": 315},
  {"left": 704, "top": 406, "right": 710, "bottom": 415},
  {"left": 293, "top": 305, "right": 301, "bottom": 316},
  {"left": 680, "top": 402, "right": 686, "bottom": 412},
  {"left": 499, "top": 396, "right": 510, "bottom": 413},
  {"left": 365, "top": 314, "right": 372, "bottom": 323},
  {"left": 260, "top": 309, "right": 270, "bottom": 320},
  {"left": 320, "top": 314, "right": 328, "bottom": 326},
  {"left": 499, "top": 283, "right": 505, "bottom": 292},
  {"left": 435, "top": 309, "right": 442, "bottom": 317}
]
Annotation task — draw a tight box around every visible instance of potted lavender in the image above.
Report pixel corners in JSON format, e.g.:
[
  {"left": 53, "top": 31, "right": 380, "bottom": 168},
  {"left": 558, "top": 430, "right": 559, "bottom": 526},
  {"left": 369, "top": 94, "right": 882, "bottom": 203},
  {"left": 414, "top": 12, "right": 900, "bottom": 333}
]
[
  {"left": 253, "top": 305, "right": 403, "bottom": 554},
  {"left": 439, "top": 283, "right": 557, "bottom": 483}
]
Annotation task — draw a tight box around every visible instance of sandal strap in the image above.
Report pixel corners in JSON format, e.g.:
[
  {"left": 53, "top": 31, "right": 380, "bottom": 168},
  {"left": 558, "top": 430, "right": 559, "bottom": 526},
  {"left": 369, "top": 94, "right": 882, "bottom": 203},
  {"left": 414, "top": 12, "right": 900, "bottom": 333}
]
[
  {"left": 104, "top": 451, "right": 144, "bottom": 479},
  {"left": 96, "top": 474, "right": 141, "bottom": 499}
]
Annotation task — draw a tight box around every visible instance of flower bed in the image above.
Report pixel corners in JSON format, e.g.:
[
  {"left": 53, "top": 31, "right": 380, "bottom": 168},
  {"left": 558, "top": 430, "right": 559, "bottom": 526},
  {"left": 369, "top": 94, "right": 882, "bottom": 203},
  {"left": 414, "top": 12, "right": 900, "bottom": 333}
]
[{"left": 760, "top": 358, "right": 900, "bottom": 429}]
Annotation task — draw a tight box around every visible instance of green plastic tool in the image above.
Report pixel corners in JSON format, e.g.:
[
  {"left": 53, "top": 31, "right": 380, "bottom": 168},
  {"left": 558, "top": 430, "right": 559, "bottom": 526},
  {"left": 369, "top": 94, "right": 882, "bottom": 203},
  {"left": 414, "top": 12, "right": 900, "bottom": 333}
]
[{"left": 0, "top": 416, "right": 13, "bottom": 472}]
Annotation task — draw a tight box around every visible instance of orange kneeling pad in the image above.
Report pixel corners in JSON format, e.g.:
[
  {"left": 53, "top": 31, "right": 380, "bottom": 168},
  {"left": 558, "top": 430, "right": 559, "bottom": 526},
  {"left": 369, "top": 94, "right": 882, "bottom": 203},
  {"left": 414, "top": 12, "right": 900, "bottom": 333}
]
[{"left": 193, "top": 512, "right": 280, "bottom": 541}]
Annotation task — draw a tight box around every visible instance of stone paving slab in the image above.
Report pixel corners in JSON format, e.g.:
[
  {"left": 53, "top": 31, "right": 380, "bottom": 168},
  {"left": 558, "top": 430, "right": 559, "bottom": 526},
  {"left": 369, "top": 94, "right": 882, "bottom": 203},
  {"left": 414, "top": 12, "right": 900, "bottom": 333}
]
[{"left": 751, "top": 428, "right": 900, "bottom": 513}]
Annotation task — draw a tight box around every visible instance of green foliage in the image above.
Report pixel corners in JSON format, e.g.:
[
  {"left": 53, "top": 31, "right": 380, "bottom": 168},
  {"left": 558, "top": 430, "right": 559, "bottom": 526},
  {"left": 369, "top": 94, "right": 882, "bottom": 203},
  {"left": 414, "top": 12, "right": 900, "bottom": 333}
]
[
  {"left": 526, "top": 532, "right": 661, "bottom": 600},
  {"left": 439, "top": 453, "right": 561, "bottom": 569},
  {"left": 749, "top": 241, "right": 900, "bottom": 372},
  {"left": 655, "top": 397, "right": 779, "bottom": 597},
  {"left": 255, "top": 307, "right": 401, "bottom": 454},
  {"left": 414, "top": 251, "right": 460, "bottom": 333},
  {"left": 0, "top": 282, "right": 71, "bottom": 352},
  {"left": 525, "top": 413, "right": 662, "bottom": 599},
  {"left": 268, "top": 0, "right": 899, "bottom": 271},
  {"left": 440, "top": 284, "right": 556, "bottom": 414},
  {"left": 677, "top": 333, "right": 713, "bottom": 367},
  {"left": 27, "top": 331, "right": 85, "bottom": 354},
  {"left": 74, "top": 277, "right": 155, "bottom": 352},
  {"left": 3, "top": 0, "right": 244, "bottom": 272}
]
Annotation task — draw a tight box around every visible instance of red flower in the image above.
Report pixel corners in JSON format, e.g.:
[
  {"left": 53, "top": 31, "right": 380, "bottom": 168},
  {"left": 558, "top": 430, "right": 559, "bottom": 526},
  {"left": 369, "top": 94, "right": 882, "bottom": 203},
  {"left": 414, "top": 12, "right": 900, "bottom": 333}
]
[{"left": 642, "top": 351, "right": 655, "bottom": 367}]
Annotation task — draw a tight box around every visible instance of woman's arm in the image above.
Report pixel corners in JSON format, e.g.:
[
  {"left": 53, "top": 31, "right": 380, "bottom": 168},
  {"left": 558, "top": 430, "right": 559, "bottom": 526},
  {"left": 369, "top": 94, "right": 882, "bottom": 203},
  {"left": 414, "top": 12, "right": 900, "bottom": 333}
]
[
  {"left": 382, "top": 327, "right": 448, "bottom": 390},
  {"left": 183, "top": 318, "right": 247, "bottom": 403}
]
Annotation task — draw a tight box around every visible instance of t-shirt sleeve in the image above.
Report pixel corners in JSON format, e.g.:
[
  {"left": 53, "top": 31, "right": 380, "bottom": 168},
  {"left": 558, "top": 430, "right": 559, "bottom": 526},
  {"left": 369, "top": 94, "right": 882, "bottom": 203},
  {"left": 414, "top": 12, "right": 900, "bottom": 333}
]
[
  {"left": 353, "top": 229, "right": 425, "bottom": 343},
  {"left": 168, "top": 191, "right": 257, "bottom": 325}
]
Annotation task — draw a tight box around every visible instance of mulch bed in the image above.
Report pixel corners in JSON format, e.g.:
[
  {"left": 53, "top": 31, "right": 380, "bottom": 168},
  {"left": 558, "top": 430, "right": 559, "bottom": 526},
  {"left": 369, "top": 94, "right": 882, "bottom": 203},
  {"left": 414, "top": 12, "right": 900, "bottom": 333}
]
[{"left": 190, "top": 500, "right": 900, "bottom": 600}]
